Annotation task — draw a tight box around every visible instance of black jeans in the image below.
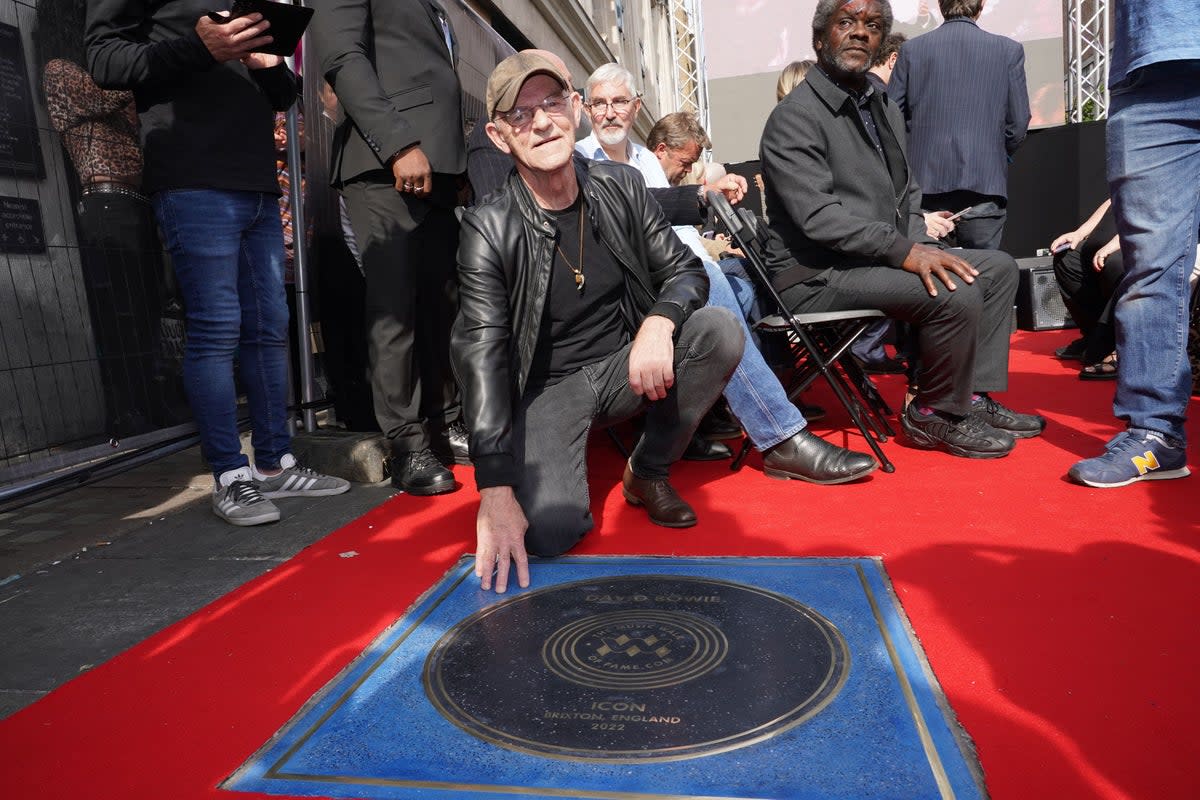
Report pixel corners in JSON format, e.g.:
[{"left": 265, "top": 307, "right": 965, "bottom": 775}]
[
  {"left": 1053, "top": 236, "right": 1123, "bottom": 364},
  {"left": 512, "top": 306, "right": 742, "bottom": 557},
  {"left": 77, "top": 191, "right": 173, "bottom": 436},
  {"left": 780, "top": 249, "right": 1018, "bottom": 416},
  {"left": 341, "top": 172, "right": 461, "bottom": 452}
]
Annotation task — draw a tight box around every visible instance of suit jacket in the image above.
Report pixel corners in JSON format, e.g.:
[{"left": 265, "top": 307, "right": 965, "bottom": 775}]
[
  {"left": 308, "top": 0, "right": 466, "bottom": 186},
  {"left": 759, "top": 66, "right": 935, "bottom": 289},
  {"left": 889, "top": 17, "right": 1030, "bottom": 199}
]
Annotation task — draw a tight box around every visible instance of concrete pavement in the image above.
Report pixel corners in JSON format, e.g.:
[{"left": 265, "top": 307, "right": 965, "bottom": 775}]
[{"left": 0, "top": 440, "right": 397, "bottom": 720}]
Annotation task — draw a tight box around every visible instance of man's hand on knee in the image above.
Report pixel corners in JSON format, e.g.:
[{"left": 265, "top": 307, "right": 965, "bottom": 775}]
[
  {"left": 629, "top": 315, "right": 676, "bottom": 401},
  {"left": 476, "top": 487, "right": 530, "bottom": 594},
  {"left": 901, "top": 244, "right": 979, "bottom": 297}
]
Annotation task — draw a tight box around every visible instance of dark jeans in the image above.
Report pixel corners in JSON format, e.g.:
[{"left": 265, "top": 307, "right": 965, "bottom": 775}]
[
  {"left": 342, "top": 172, "right": 461, "bottom": 452},
  {"left": 924, "top": 191, "right": 1007, "bottom": 251},
  {"left": 154, "top": 189, "right": 292, "bottom": 478},
  {"left": 780, "top": 249, "right": 1018, "bottom": 416},
  {"left": 77, "top": 191, "right": 172, "bottom": 436},
  {"left": 513, "top": 306, "right": 742, "bottom": 557}
]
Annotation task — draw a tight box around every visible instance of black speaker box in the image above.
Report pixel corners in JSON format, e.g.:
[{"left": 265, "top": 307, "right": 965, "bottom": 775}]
[{"left": 1016, "top": 257, "right": 1076, "bottom": 331}]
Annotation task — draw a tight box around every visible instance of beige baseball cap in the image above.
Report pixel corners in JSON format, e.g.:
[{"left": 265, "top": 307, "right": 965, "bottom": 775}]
[{"left": 486, "top": 52, "right": 570, "bottom": 119}]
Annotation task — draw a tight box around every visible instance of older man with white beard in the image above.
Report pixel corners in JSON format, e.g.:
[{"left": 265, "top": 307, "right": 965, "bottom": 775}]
[{"left": 578, "top": 65, "right": 879, "bottom": 487}]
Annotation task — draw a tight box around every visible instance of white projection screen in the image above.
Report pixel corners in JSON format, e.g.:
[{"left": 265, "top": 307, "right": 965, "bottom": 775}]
[{"left": 702, "top": 0, "right": 1065, "bottom": 162}]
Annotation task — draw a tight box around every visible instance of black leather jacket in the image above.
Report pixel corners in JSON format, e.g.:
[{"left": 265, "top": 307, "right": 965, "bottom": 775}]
[{"left": 452, "top": 158, "right": 708, "bottom": 489}]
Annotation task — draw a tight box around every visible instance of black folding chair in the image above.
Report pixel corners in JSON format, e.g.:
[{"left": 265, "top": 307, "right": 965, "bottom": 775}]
[{"left": 707, "top": 192, "right": 896, "bottom": 473}]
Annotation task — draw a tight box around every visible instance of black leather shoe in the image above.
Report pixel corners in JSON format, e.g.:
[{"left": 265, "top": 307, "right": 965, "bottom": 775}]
[
  {"left": 446, "top": 420, "right": 472, "bottom": 464},
  {"left": 698, "top": 405, "right": 742, "bottom": 440},
  {"left": 970, "top": 394, "right": 1046, "bottom": 439},
  {"left": 622, "top": 463, "right": 697, "bottom": 528},
  {"left": 762, "top": 430, "right": 877, "bottom": 484},
  {"left": 391, "top": 448, "right": 457, "bottom": 495},
  {"left": 682, "top": 434, "right": 733, "bottom": 461},
  {"left": 854, "top": 354, "right": 908, "bottom": 374},
  {"left": 798, "top": 401, "right": 827, "bottom": 422}
]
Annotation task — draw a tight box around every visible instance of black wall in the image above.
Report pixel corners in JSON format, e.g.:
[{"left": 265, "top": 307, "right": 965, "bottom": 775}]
[{"left": 1002, "top": 121, "right": 1108, "bottom": 257}]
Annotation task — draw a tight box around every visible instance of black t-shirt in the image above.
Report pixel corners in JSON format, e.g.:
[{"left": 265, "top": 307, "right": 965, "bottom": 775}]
[{"left": 526, "top": 194, "right": 628, "bottom": 389}]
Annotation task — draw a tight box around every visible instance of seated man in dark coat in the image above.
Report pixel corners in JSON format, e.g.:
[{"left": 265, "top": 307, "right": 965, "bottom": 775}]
[
  {"left": 759, "top": 0, "right": 1044, "bottom": 459},
  {"left": 452, "top": 53, "right": 742, "bottom": 593}
]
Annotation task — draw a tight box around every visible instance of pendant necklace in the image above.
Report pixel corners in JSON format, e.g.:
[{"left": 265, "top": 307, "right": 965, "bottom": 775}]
[{"left": 555, "top": 201, "right": 586, "bottom": 293}]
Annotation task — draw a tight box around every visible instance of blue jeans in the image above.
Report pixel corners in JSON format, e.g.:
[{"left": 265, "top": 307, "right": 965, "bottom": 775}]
[
  {"left": 1106, "top": 60, "right": 1200, "bottom": 443},
  {"left": 154, "top": 190, "right": 292, "bottom": 477},
  {"left": 703, "top": 259, "right": 806, "bottom": 450}
]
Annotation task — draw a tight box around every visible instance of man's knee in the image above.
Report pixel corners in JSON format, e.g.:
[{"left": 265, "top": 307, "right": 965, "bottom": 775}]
[
  {"left": 682, "top": 306, "right": 744, "bottom": 366},
  {"left": 524, "top": 506, "right": 592, "bottom": 558},
  {"left": 969, "top": 249, "right": 1020, "bottom": 297}
]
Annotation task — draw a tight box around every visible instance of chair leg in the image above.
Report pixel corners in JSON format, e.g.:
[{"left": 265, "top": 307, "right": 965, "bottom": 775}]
[
  {"left": 839, "top": 355, "right": 896, "bottom": 438},
  {"left": 731, "top": 436, "right": 754, "bottom": 471},
  {"left": 794, "top": 326, "right": 896, "bottom": 473},
  {"left": 605, "top": 427, "right": 630, "bottom": 459}
]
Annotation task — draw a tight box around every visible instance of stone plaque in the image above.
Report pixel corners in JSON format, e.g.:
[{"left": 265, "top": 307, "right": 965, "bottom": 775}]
[
  {"left": 423, "top": 576, "right": 848, "bottom": 761},
  {"left": 0, "top": 196, "right": 45, "bottom": 254},
  {"left": 0, "top": 22, "right": 46, "bottom": 179}
]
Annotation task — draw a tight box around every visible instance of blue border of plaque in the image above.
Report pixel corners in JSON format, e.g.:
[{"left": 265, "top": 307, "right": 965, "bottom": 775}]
[{"left": 225, "top": 557, "right": 986, "bottom": 799}]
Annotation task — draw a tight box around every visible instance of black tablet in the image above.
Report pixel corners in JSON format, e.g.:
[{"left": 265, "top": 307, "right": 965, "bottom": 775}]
[{"left": 207, "top": 0, "right": 314, "bottom": 57}]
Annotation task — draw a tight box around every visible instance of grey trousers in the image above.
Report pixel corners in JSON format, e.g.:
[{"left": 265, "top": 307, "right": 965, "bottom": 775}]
[
  {"left": 780, "top": 249, "right": 1018, "bottom": 416},
  {"left": 513, "top": 306, "right": 742, "bottom": 557}
]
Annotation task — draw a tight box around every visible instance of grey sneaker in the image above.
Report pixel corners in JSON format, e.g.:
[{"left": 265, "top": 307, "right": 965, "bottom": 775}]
[
  {"left": 213, "top": 467, "right": 281, "bottom": 527},
  {"left": 254, "top": 454, "right": 351, "bottom": 498}
]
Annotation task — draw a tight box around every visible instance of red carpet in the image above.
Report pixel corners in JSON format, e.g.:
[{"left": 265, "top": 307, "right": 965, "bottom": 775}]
[{"left": 2, "top": 330, "right": 1197, "bottom": 799}]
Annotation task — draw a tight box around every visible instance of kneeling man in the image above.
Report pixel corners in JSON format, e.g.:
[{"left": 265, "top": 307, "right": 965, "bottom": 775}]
[{"left": 453, "top": 53, "right": 743, "bottom": 593}]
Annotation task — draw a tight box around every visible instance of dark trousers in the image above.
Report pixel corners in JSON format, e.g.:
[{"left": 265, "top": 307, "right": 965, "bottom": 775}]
[
  {"left": 513, "top": 306, "right": 742, "bottom": 557},
  {"left": 780, "top": 249, "right": 1018, "bottom": 416},
  {"left": 1053, "top": 247, "right": 1123, "bottom": 363},
  {"left": 313, "top": 233, "right": 377, "bottom": 431},
  {"left": 77, "top": 192, "right": 174, "bottom": 436},
  {"left": 341, "top": 172, "right": 461, "bottom": 452},
  {"left": 924, "top": 190, "right": 1007, "bottom": 251}
]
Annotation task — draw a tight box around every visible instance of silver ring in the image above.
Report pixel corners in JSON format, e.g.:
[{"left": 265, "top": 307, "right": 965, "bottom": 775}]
[{"left": 403, "top": 182, "right": 413, "bottom": 189}]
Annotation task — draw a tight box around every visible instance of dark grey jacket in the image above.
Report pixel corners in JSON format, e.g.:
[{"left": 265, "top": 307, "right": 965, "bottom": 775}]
[
  {"left": 452, "top": 159, "right": 708, "bottom": 488},
  {"left": 889, "top": 17, "right": 1030, "bottom": 199},
  {"left": 760, "top": 66, "right": 935, "bottom": 289},
  {"left": 307, "top": 0, "right": 466, "bottom": 185}
]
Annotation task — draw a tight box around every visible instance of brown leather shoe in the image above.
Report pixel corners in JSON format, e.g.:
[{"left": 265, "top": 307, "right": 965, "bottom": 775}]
[{"left": 622, "top": 463, "right": 697, "bottom": 528}]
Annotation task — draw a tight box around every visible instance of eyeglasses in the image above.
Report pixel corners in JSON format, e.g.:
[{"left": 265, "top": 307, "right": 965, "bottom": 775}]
[
  {"left": 584, "top": 96, "right": 638, "bottom": 117},
  {"left": 494, "top": 90, "right": 573, "bottom": 128}
]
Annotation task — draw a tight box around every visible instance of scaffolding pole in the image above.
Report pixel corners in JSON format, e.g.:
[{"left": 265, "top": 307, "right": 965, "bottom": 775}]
[
  {"left": 1066, "top": 0, "right": 1109, "bottom": 122},
  {"left": 666, "top": 0, "right": 709, "bottom": 131}
]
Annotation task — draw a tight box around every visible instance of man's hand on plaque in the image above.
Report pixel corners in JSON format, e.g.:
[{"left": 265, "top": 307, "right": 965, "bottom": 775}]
[{"left": 476, "top": 486, "right": 530, "bottom": 594}]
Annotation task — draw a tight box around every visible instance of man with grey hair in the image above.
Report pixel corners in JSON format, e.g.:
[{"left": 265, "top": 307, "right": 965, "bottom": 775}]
[
  {"left": 890, "top": 0, "right": 1030, "bottom": 249},
  {"left": 760, "top": 0, "right": 1043, "bottom": 459}
]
